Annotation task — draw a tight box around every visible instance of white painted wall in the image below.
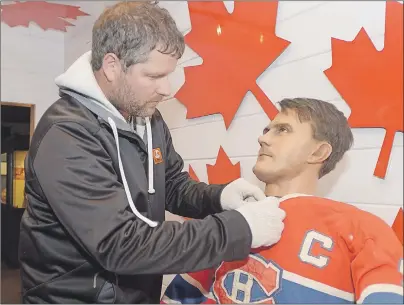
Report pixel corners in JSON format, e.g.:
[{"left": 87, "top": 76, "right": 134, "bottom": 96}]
[
  {"left": 1, "top": 1, "right": 65, "bottom": 125},
  {"left": 1, "top": 1, "right": 110, "bottom": 125},
  {"left": 63, "top": 1, "right": 115, "bottom": 68}
]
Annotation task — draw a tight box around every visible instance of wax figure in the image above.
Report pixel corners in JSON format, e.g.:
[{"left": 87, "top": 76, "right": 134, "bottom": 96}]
[{"left": 163, "top": 98, "right": 404, "bottom": 304}]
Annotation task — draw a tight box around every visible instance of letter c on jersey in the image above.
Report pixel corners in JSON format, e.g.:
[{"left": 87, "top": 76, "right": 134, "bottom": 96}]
[{"left": 299, "top": 230, "right": 334, "bottom": 268}]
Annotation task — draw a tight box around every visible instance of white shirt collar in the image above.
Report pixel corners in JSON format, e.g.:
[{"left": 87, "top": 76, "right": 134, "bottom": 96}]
[{"left": 267, "top": 193, "right": 312, "bottom": 202}]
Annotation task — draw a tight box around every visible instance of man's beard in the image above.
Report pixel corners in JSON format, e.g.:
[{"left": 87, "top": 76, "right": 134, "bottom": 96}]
[{"left": 108, "top": 78, "right": 150, "bottom": 119}]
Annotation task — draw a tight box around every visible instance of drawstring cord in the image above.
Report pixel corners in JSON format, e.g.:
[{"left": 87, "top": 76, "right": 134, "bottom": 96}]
[
  {"left": 107, "top": 117, "right": 158, "bottom": 228},
  {"left": 145, "top": 117, "right": 155, "bottom": 194}
]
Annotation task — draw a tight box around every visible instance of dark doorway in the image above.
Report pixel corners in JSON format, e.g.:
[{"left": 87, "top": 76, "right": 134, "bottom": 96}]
[{"left": 1, "top": 102, "right": 35, "bottom": 304}]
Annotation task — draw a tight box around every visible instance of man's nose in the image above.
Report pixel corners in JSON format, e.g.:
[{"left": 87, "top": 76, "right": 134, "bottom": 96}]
[
  {"left": 258, "top": 134, "right": 264, "bottom": 146},
  {"left": 258, "top": 133, "right": 271, "bottom": 146},
  {"left": 156, "top": 76, "right": 171, "bottom": 97}
]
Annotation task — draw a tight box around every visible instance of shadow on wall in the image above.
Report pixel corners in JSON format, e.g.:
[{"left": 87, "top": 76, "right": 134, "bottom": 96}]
[{"left": 317, "top": 155, "right": 350, "bottom": 198}]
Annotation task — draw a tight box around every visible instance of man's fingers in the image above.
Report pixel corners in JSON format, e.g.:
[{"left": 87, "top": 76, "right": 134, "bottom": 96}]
[
  {"left": 259, "top": 196, "right": 281, "bottom": 207},
  {"left": 245, "top": 185, "right": 266, "bottom": 201},
  {"left": 244, "top": 196, "right": 257, "bottom": 202}
]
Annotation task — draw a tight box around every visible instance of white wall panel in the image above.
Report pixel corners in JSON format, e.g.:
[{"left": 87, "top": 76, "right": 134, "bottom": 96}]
[
  {"left": 1, "top": 21, "right": 64, "bottom": 125},
  {"left": 158, "top": 1, "right": 191, "bottom": 35},
  {"left": 275, "top": 1, "right": 386, "bottom": 67}
]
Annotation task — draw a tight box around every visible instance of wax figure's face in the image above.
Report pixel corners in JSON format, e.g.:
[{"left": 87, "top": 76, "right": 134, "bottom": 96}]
[
  {"left": 253, "top": 109, "right": 329, "bottom": 183},
  {"left": 104, "top": 48, "right": 177, "bottom": 118}
]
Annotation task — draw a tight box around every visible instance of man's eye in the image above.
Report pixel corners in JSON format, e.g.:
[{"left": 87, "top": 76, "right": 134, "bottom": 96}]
[
  {"left": 263, "top": 128, "right": 269, "bottom": 134},
  {"left": 148, "top": 74, "right": 165, "bottom": 79},
  {"left": 277, "top": 126, "right": 288, "bottom": 133}
]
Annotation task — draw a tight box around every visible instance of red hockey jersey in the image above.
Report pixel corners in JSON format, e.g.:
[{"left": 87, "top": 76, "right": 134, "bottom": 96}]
[{"left": 162, "top": 195, "right": 403, "bottom": 304}]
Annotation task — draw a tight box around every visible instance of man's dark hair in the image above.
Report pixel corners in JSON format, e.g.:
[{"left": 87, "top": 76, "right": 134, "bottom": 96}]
[
  {"left": 278, "top": 97, "right": 354, "bottom": 178},
  {"left": 91, "top": 1, "right": 185, "bottom": 71}
]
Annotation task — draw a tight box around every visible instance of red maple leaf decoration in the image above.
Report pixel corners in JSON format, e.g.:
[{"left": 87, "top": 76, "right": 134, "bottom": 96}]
[
  {"left": 188, "top": 165, "right": 200, "bottom": 182},
  {"left": 392, "top": 208, "right": 403, "bottom": 245},
  {"left": 1, "top": 1, "right": 89, "bottom": 32},
  {"left": 176, "top": 2, "right": 290, "bottom": 128},
  {"left": 188, "top": 146, "right": 241, "bottom": 184},
  {"left": 207, "top": 147, "right": 241, "bottom": 184},
  {"left": 324, "top": 1, "right": 403, "bottom": 179}
]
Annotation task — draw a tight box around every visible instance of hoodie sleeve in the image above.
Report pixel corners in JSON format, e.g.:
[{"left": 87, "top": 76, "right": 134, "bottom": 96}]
[
  {"left": 161, "top": 119, "right": 227, "bottom": 219},
  {"left": 31, "top": 122, "right": 252, "bottom": 275}
]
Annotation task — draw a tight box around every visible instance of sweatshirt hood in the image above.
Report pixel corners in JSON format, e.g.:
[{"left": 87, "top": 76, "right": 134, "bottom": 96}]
[
  {"left": 55, "top": 51, "right": 158, "bottom": 228},
  {"left": 55, "top": 51, "right": 127, "bottom": 125}
]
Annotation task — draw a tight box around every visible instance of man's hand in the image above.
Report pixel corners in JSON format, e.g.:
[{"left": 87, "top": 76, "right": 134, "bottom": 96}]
[
  {"left": 236, "top": 196, "right": 286, "bottom": 248},
  {"left": 220, "top": 178, "right": 266, "bottom": 210}
]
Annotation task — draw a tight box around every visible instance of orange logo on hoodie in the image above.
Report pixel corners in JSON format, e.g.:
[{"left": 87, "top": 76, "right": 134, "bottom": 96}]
[{"left": 153, "top": 148, "right": 163, "bottom": 164}]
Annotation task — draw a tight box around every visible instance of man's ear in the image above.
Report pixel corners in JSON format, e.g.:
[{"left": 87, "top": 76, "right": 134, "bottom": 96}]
[
  {"left": 308, "top": 142, "right": 332, "bottom": 164},
  {"left": 102, "top": 53, "right": 122, "bottom": 82}
]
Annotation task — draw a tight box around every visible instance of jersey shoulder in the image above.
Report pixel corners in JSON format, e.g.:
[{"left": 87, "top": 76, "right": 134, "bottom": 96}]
[{"left": 281, "top": 195, "right": 359, "bottom": 214}]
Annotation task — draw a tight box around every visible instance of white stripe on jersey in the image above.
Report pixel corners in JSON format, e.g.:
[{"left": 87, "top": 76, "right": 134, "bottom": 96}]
[
  {"left": 357, "top": 284, "right": 404, "bottom": 304},
  {"left": 181, "top": 273, "right": 216, "bottom": 301},
  {"left": 181, "top": 273, "right": 211, "bottom": 296},
  {"left": 283, "top": 270, "right": 355, "bottom": 302},
  {"left": 161, "top": 295, "right": 182, "bottom": 304}
]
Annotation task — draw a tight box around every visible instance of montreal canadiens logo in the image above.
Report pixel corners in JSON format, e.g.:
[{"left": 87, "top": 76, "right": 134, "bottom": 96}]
[{"left": 213, "top": 253, "right": 282, "bottom": 304}]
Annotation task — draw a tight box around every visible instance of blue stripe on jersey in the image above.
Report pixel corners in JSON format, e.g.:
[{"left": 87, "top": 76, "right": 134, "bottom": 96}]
[
  {"left": 362, "top": 292, "right": 404, "bottom": 304},
  {"left": 274, "top": 279, "right": 353, "bottom": 304},
  {"left": 164, "top": 275, "right": 207, "bottom": 304}
]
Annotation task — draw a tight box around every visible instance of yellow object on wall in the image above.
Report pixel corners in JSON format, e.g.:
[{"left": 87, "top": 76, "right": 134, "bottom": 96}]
[{"left": 1, "top": 151, "right": 27, "bottom": 208}]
